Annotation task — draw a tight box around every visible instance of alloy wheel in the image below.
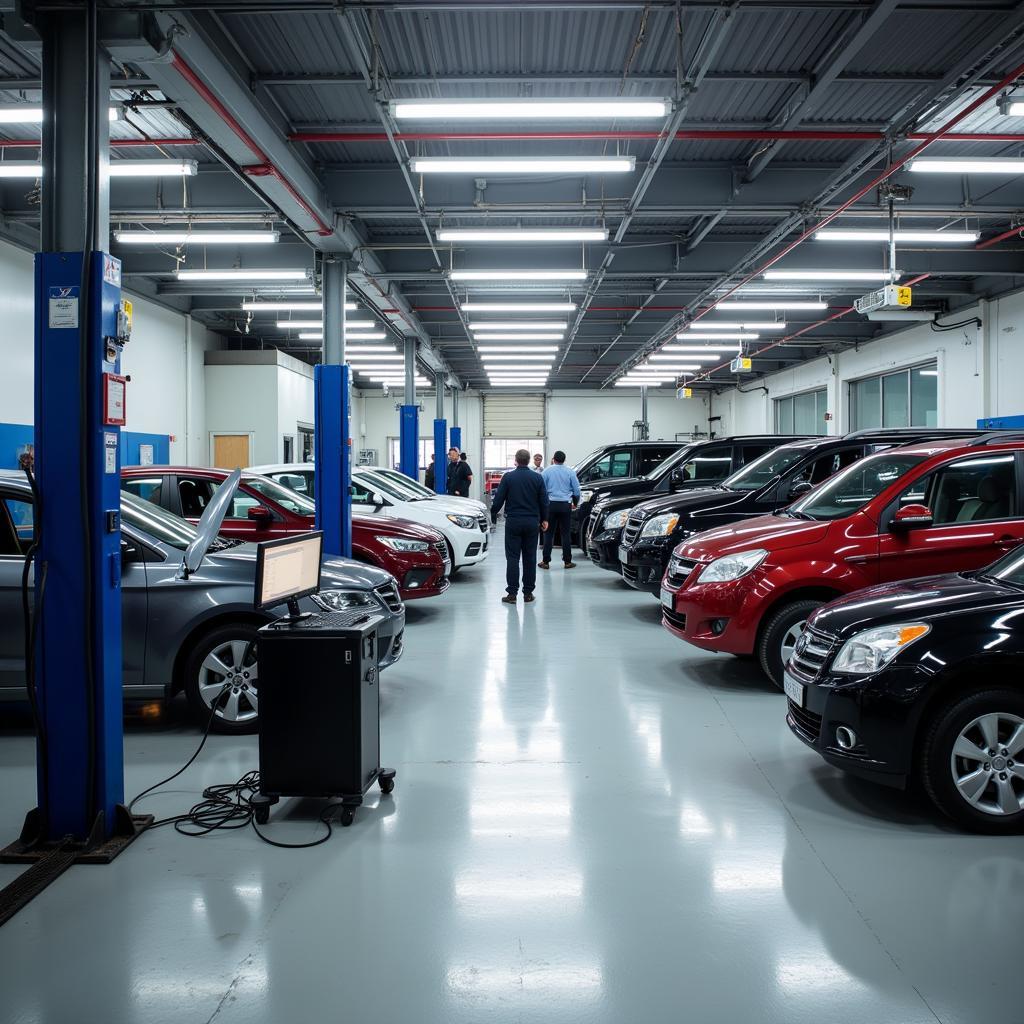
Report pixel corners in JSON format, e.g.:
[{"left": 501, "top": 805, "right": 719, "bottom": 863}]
[
  {"left": 779, "top": 620, "right": 807, "bottom": 666},
  {"left": 198, "top": 639, "right": 259, "bottom": 724},
  {"left": 950, "top": 712, "right": 1024, "bottom": 817}
]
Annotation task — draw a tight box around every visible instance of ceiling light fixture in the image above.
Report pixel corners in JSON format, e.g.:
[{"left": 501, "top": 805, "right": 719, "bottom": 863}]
[
  {"left": 0, "top": 104, "right": 120, "bottom": 123},
  {"left": 392, "top": 98, "right": 668, "bottom": 120},
  {"left": 716, "top": 300, "right": 827, "bottom": 310},
  {"left": 177, "top": 268, "right": 308, "bottom": 281},
  {"left": 297, "top": 331, "right": 387, "bottom": 341},
  {"left": 438, "top": 228, "right": 608, "bottom": 243},
  {"left": 276, "top": 320, "right": 376, "bottom": 329},
  {"left": 115, "top": 230, "right": 279, "bottom": 245},
  {"left": 413, "top": 157, "right": 634, "bottom": 175},
  {"left": 469, "top": 321, "right": 567, "bottom": 331},
  {"left": 450, "top": 269, "right": 587, "bottom": 281},
  {"left": 472, "top": 333, "right": 565, "bottom": 341},
  {"left": 242, "top": 301, "right": 357, "bottom": 312},
  {"left": 762, "top": 269, "right": 895, "bottom": 281},
  {"left": 111, "top": 160, "right": 198, "bottom": 177},
  {"left": 676, "top": 332, "right": 759, "bottom": 341},
  {"left": 459, "top": 302, "right": 577, "bottom": 312},
  {"left": 908, "top": 157, "right": 1024, "bottom": 174},
  {"left": 476, "top": 346, "right": 560, "bottom": 353},
  {"left": 814, "top": 228, "right": 979, "bottom": 243},
  {"left": 697, "top": 322, "right": 787, "bottom": 330}
]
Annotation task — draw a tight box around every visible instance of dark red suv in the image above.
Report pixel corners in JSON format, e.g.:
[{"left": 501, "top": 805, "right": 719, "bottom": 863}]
[
  {"left": 122, "top": 466, "right": 451, "bottom": 601},
  {"left": 660, "top": 435, "right": 1024, "bottom": 686}
]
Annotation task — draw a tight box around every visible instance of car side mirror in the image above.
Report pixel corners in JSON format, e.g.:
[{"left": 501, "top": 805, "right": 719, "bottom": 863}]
[
  {"left": 787, "top": 479, "right": 814, "bottom": 501},
  {"left": 371, "top": 492, "right": 385, "bottom": 507},
  {"left": 120, "top": 538, "right": 140, "bottom": 564},
  {"left": 890, "top": 504, "right": 933, "bottom": 531},
  {"left": 247, "top": 504, "right": 273, "bottom": 525}
]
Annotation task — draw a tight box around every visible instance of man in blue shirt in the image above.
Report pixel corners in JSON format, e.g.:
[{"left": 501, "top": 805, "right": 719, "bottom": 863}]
[
  {"left": 539, "top": 450, "right": 581, "bottom": 570},
  {"left": 490, "top": 448, "right": 549, "bottom": 604}
]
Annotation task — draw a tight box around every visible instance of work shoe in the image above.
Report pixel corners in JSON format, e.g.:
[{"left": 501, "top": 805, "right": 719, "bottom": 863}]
[
  {"left": 564, "top": 561, "right": 577, "bottom": 569},
  {"left": 524, "top": 593, "right": 535, "bottom": 603},
  {"left": 538, "top": 560, "right": 550, "bottom": 570},
  {"left": 501, "top": 594, "right": 517, "bottom": 604}
]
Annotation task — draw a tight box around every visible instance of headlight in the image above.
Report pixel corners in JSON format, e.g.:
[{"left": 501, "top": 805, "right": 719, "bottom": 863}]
[
  {"left": 447, "top": 514, "right": 477, "bottom": 529},
  {"left": 311, "top": 590, "right": 377, "bottom": 612},
  {"left": 641, "top": 512, "right": 679, "bottom": 537},
  {"left": 376, "top": 536, "right": 430, "bottom": 552},
  {"left": 580, "top": 489, "right": 594, "bottom": 503},
  {"left": 832, "top": 622, "right": 930, "bottom": 675},
  {"left": 603, "top": 509, "right": 630, "bottom": 530},
  {"left": 698, "top": 548, "right": 768, "bottom": 584}
]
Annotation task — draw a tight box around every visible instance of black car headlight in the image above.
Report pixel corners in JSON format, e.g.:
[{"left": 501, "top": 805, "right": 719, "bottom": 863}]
[{"left": 832, "top": 622, "right": 930, "bottom": 675}]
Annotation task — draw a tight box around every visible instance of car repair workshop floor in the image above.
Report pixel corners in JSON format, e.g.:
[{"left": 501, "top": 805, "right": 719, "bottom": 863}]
[{"left": 0, "top": 535, "right": 1017, "bottom": 1024}]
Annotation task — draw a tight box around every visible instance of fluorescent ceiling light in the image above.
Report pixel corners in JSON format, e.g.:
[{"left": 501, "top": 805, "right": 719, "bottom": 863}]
[
  {"left": 763, "top": 269, "right": 894, "bottom": 281},
  {"left": 177, "top": 268, "right": 308, "bottom": 281},
  {"left": 393, "top": 98, "right": 668, "bottom": 120},
  {"left": 413, "top": 157, "right": 634, "bottom": 175},
  {"left": 297, "top": 332, "right": 387, "bottom": 341},
  {"left": 677, "top": 332, "right": 759, "bottom": 341},
  {"left": 0, "top": 104, "right": 120, "bottom": 123},
  {"left": 469, "top": 321, "right": 567, "bottom": 331},
  {"left": 640, "top": 364, "right": 700, "bottom": 372},
  {"left": 346, "top": 352, "right": 403, "bottom": 361},
  {"left": 110, "top": 160, "right": 198, "bottom": 177},
  {"left": 344, "top": 332, "right": 386, "bottom": 340},
  {"left": 114, "top": 230, "right": 279, "bottom": 245},
  {"left": 242, "top": 302, "right": 356, "bottom": 312},
  {"left": 615, "top": 380, "right": 671, "bottom": 387},
  {"left": 908, "top": 157, "right": 1024, "bottom": 174},
  {"left": 488, "top": 381, "right": 548, "bottom": 386},
  {"left": 653, "top": 352, "right": 720, "bottom": 362},
  {"left": 473, "top": 333, "right": 564, "bottom": 341},
  {"left": 450, "top": 269, "right": 587, "bottom": 281},
  {"left": 663, "top": 346, "right": 737, "bottom": 355},
  {"left": 298, "top": 332, "right": 323, "bottom": 340},
  {"left": 342, "top": 344, "right": 395, "bottom": 352},
  {"left": 460, "top": 302, "right": 577, "bottom": 312},
  {"left": 349, "top": 363, "right": 408, "bottom": 371},
  {"left": 815, "top": 228, "right": 979, "bottom": 243},
  {"left": 698, "top": 322, "right": 786, "bottom": 330},
  {"left": 0, "top": 164, "right": 42, "bottom": 178},
  {"left": 1007, "top": 101, "right": 1024, "bottom": 116},
  {"left": 476, "top": 346, "right": 559, "bottom": 353},
  {"left": 717, "top": 300, "right": 826, "bottom": 311},
  {"left": 276, "top": 319, "right": 375, "bottom": 329},
  {"left": 438, "top": 228, "right": 608, "bottom": 243}
]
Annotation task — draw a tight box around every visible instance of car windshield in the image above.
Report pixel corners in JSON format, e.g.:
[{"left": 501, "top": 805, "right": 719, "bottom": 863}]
[
  {"left": 121, "top": 491, "right": 198, "bottom": 550},
  {"left": 574, "top": 447, "right": 606, "bottom": 473},
  {"left": 722, "top": 444, "right": 812, "bottom": 492},
  {"left": 242, "top": 475, "right": 315, "bottom": 516},
  {"left": 641, "top": 443, "right": 699, "bottom": 482},
  {"left": 984, "top": 546, "right": 1024, "bottom": 587},
  {"left": 788, "top": 452, "right": 927, "bottom": 521},
  {"left": 359, "top": 470, "right": 429, "bottom": 502},
  {"left": 375, "top": 467, "right": 434, "bottom": 498}
]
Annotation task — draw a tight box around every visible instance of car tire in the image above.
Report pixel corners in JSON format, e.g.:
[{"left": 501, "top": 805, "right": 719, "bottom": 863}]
[
  {"left": 183, "top": 622, "right": 262, "bottom": 734},
  {"left": 920, "top": 688, "right": 1024, "bottom": 834},
  {"left": 757, "top": 599, "right": 823, "bottom": 689},
  {"left": 445, "top": 540, "right": 461, "bottom": 577}
]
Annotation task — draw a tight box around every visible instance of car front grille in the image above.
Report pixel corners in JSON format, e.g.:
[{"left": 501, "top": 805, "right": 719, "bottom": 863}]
[
  {"left": 622, "top": 564, "right": 639, "bottom": 584},
  {"left": 662, "top": 608, "right": 687, "bottom": 631},
  {"left": 622, "top": 511, "right": 644, "bottom": 546},
  {"left": 787, "top": 700, "right": 822, "bottom": 743},
  {"left": 434, "top": 540, "right": 450, "bottom": 564},
  {"left": 789, "top": 624, "right": 838, "bottom": 681},
  {"left": 666, "top": 556, "right": 699, "bottom": 587},
  {"left": 375, "top": 581, "right": 404, "bottom": 613}
]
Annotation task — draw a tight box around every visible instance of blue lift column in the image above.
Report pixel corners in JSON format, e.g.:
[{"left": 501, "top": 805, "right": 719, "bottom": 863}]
[
  {"left": 399, "top": 337, "right": 419, "bottom": 480},
  {"left": 450, "top": 387, "right": 462, "bottom": 461},
  {"left": 8, "top": 10, "right": 138, "bottom": 854},
  {"left": 314, "top": 256, "right": 352, "bottom": 558},
  {"left": 433, "top": 373, "right": 447, "bottom": 495}
]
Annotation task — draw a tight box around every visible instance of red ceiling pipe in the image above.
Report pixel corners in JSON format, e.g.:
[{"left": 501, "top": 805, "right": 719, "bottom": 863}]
[
  {"left": 0, "top": 137, "right": 199, "bottom": 148},
  {"left": 290, "top": 129, "right": 1024, "bottom": 144},
  {"left": 170, "top": 52, "right": 333, "bottom": 237}
]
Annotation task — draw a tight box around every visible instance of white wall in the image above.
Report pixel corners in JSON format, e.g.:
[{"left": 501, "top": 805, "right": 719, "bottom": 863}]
[
  {"left": 714, "top": 289, "right": 1024, "bottom": 436},
  {"left": 0, "top": 235, "right": 221, "bottom": 463}
]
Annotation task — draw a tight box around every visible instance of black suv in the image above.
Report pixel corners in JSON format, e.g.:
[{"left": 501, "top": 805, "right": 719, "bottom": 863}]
[
  {"left": 786, "top": 545, "right": 1024, "bottom": 834},
  {"left": 583, "top": 434, "right": 807, "bottom": 559},
  {"left": 608, "top": 428, "right": 988, "bottom": 594},
  {"left": 569, "top": 440, "right": 689, "bottom": 542}
]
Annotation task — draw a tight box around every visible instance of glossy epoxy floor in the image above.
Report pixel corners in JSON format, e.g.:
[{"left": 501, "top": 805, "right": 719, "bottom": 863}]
[{"left": 0, "top": 534, "right": 1020, "bottom": 1024}]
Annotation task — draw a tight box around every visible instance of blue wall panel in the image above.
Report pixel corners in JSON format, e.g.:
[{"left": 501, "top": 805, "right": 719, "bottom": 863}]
[{"left": 0, "top": 422, "right": 169, "bottom": 470}]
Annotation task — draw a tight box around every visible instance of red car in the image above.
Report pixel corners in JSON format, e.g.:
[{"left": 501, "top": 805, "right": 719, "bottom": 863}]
[
  {"left": 660, "top": 435, "right": 1024, "bottom": 686},
  {"left": 121, "top": 466, "right": 451, "bottom": 601}
]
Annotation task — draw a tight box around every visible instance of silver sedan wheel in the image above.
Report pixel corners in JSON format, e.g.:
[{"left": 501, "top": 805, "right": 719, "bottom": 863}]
[
  {"left": 950, "top": 712, "right": 1024, "bottom": 817},
  {"left": 198, "top": 639, "right": 259, "bottom": 724},
  {"left": 780, "top": 620, "right": 807, "bottom": 666}
]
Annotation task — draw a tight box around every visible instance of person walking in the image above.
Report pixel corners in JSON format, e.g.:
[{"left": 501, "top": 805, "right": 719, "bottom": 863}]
[
  {"left": 490, "top": 448, "right": 549, "bottom": 604},
  {"left": 446, "top": 446, "right": 471, "bottom": 497},
  {"left": 424, "top": 453, "right": 436, "bottom": 491},
  {"left": 539, "top": 450, "right": 581, "bottom": 570}
]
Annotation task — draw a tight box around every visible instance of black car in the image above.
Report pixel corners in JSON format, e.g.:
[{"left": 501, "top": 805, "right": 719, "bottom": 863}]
[
  {"left": 577, "top": 434, "right": 797, "bottom": 554},
  {"left": 785, "top": 547, "right": 1024, "bottom": 834},
  {"left": 603, "top": 428, "right": 988, "bottom": 594},
  {"left": 569, "top": 440, "right": 689, "bottom": 542}
]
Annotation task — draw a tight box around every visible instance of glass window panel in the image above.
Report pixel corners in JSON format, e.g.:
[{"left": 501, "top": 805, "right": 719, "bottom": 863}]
[
  {"left": 852, "top": 376, "right": 882, "bottom": 430},
  {"left": 882, "top": 370, "right": 910, "bottom": 428},
  {"left": 911, "top": 364, "right": 938, "bottom": 426},
  {"left": 792, "top": 392, "right": 818, "bottom": 435}
]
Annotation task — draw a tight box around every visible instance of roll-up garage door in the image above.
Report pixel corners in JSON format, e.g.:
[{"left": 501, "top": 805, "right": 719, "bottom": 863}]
[{"left": 482, "top": 394, "right": 546, "bottom": 438}]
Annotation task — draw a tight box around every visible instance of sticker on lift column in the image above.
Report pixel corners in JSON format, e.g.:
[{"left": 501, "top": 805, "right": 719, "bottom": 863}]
[
  {"left": 48, "top": 286, "right": 79, "bottom": 329},
  {"left": 104, "top": 432, "right": 118, "bottom": 474}
]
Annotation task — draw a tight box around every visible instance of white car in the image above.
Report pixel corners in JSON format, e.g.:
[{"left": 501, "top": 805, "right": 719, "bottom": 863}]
[{"left": 247, "top": 462, "right": 490, "bottom": 571}]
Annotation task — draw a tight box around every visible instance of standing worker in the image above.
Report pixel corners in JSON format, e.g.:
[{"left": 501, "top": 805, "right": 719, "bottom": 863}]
[
  {"left": 446, "top": 446, "right": 471, "bottom": 497},
  {"left": 490, "top": 448, "right": 549, "bottom": 604},
  {"left": 539, "top": 450, "right": 580, "bottom": 570},
  {"left": 424, "top": 453, "right": 436, "bottom": 490},
  {"left": 531, "top": 452, "right": 544, "bottom": 472}
]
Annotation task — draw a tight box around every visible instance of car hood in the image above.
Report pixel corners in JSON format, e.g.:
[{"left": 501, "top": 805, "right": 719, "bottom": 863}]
[
  {"left": 811, "top": 572, "right": 1024, "bottom": 638},
  {"left": 407, "top": 495, "right": 483, "bottom": 516},
  {"left": 180, "top": 468, "right": 241, "bottom": 577},
  {"left": 677, "top": 513, "right": 831, "bottom": 560},
  {"left": 209, "top": 543, "right": 395, "bottom": 589},
  {"left": 583, "top": 475, "right": 649, "bottom": 499},
  {"left": 355, "top": 514, "right": 443, "bottom": 544},
  {"left": 627, "top": 487, "right": 740, "bottom": 519}
]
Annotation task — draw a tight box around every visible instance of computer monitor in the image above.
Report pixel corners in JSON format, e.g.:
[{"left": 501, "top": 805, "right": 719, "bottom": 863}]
[{"left": 254, "top": 532, "right": 324, "bottom": 620}]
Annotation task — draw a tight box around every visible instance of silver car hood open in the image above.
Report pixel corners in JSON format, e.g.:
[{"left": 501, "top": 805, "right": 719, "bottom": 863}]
[{"left": 178, "top": 468, "right": 241, "bottom": 579}]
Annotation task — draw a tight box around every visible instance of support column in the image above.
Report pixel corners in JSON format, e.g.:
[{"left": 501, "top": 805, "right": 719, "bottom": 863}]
[
  {"left": 314, "top": 256, "right": 351, "bottom": 557},
  {"left": 399, "top": 337, "right": 419, "bottom": 480},
  {"left": 433, "top": 373, "right": 447, "bottom": 495},
  {"left": 24, "top": 7, "right": 126, "bottom": 847}
]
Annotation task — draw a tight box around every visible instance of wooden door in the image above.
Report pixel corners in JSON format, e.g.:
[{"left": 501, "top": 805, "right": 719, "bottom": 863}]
[{"left": 213, "top": 434, "right": 251, "bottom": 469}]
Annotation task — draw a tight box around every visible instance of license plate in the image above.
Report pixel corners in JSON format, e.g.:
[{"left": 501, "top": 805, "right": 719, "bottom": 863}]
[
  {"left": 660, "top": 587, "right": 673, "bottom": 609},
  {"left": 618, "top": 544, "right": 631, "bottom": 564},
  {"left": 783, "top": 672, "right": 804, "bottom": 707}
]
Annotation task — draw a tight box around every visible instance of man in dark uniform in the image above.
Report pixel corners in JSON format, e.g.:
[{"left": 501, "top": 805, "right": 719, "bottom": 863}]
[
  {"left": 446, "top": 446, "right": 471, "bottom": 497},
  {"left": 424, "top": 454, "right": 436, "bottom": 491},
  {"left": 490, "top": 448, "right": 549, "bottom": 604}
]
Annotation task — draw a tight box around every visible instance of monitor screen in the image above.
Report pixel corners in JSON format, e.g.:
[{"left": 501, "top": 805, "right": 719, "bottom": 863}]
[{"left": 254, "top": 532, "right": 323, "bottom": 610}]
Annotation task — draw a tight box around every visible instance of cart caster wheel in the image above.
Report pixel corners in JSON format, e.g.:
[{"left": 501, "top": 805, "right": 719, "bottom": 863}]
[
  {"left": 340, "top": 807, "right": 355, "bottom": 827},
  {"left": 254, "top": 805, "right": 270, "bottom": 826},
  {"left": 379, "top": 774, "right": 395, "bottom": 796}
]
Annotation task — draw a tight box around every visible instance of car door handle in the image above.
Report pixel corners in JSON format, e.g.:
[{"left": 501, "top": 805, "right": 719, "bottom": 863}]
[{"left": 994, "top": 535, "right": 1020, "bottom": 549}]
